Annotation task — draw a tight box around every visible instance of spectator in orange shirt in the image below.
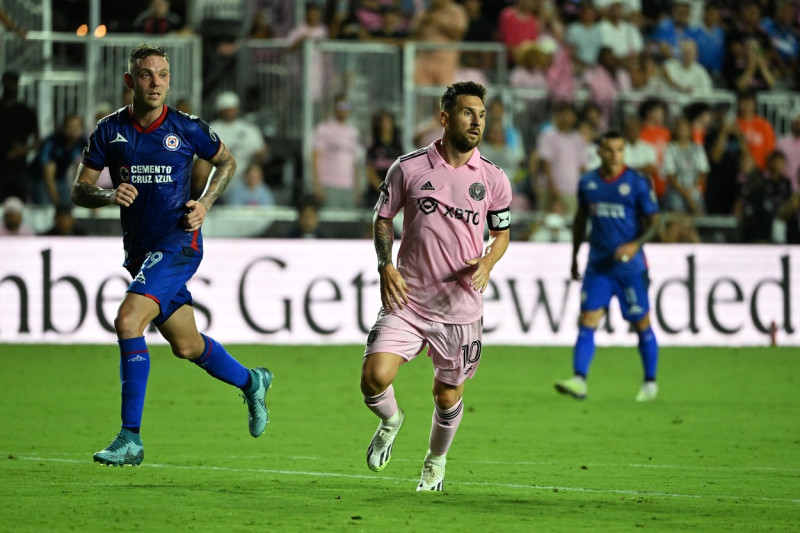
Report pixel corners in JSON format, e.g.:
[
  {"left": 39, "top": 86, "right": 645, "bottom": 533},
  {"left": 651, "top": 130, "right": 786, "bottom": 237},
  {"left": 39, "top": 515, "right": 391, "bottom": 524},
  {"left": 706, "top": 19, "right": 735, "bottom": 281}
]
[
  {"left": 735, "top": 90, "right": 775, "bottom": 170},
  {"left": 638, "top": 98, "right": 671, "bottom": 200}
]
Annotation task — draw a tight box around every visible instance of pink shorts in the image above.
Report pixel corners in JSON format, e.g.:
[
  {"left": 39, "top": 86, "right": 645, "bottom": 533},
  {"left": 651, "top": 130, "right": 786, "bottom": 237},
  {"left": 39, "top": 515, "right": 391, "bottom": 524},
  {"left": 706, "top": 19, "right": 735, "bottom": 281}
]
[{"left": 364, "top": 305, "right": 483, "bottom": 386}]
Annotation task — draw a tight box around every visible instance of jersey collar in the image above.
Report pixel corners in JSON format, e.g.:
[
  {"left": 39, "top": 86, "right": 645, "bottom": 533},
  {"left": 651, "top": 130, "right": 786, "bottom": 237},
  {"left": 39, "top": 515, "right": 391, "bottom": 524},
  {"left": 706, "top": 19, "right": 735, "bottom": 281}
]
[
  {"left": 127, "top": 104, "right": 168, "bottom": 133},
  {"left": 600, "top": 165, "right": 627, "bottom": 183},
  {"left": 427, "top": 139, "right": 482, "bottom": 170}
]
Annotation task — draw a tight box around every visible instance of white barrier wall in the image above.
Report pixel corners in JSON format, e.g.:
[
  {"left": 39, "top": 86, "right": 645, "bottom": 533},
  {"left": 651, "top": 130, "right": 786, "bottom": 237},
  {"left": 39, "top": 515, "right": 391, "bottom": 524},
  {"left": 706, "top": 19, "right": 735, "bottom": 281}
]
[{"left": 0, "top": 238, "right": 796, "bottom": 346}]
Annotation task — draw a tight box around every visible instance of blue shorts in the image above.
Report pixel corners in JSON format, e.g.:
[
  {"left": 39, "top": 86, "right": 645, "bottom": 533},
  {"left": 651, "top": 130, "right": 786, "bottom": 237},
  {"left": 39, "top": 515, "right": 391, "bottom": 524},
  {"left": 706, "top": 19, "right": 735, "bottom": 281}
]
[
  {"left": 126, "top": 245, "right": 202, "bottom": 326},
  {"left": 581, "top": 270, "right": 650, "bottom": 322}
]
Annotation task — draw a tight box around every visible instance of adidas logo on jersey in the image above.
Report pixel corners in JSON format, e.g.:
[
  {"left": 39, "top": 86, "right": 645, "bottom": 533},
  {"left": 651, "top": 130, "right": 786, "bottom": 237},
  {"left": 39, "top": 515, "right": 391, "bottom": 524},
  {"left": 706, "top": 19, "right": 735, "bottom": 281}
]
[
  {"left": 110, "top": 133, "right": 128, "bottom": 143},
  {"left": 421, "top": 181, "right": 435, "bottom": 191}
]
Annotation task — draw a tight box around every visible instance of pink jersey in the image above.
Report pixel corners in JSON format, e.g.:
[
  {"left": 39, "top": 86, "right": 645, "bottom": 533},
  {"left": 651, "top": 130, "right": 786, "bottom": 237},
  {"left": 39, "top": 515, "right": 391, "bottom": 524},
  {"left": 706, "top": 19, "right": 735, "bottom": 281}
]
[{"left": 376, "top": 141, "right": 512, "bottom": 324}]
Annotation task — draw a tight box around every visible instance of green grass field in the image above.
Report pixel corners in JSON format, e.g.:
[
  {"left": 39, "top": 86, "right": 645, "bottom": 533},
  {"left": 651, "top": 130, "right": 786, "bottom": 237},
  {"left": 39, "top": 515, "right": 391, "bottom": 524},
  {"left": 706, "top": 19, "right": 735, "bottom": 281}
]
[{"left": 1, "top": 344, "right": 798, "bottom": 532}]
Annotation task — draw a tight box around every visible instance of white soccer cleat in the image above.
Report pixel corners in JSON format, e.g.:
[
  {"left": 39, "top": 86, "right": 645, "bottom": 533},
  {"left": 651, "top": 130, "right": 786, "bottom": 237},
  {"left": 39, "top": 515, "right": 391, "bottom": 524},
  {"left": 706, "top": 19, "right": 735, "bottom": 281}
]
[
  {"left": 366, "top": 409, "right": 405, "bottom": 472},
  {"left": 636, "top": 381, "right": 658, "bottom": 402},
  {"left": 555, "top": 376, "right": 587, "bottom": 399},
  {"left": 416, "top": 454, "right": 445, "bottom": 492}
]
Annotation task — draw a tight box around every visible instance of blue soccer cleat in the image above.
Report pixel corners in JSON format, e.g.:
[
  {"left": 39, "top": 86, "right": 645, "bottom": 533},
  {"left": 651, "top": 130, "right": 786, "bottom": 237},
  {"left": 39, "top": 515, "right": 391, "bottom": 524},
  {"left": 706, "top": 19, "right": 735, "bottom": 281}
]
[
  {"left": 242, "top": 367, "right": 273, "bottom": 437},
  {"left": 93, "top": 429, "right": 144, "bottom": 466}
]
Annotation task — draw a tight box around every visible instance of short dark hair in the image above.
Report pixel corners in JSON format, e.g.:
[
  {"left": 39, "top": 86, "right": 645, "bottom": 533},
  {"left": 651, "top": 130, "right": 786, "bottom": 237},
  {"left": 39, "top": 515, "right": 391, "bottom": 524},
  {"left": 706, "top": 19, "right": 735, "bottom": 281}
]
[
  {"left": 638, "top": 97, "right": 665, "bottom": 120},
  {"left": 128, "top": 44, "right": 169, "bottom": 74},
  {"left": 440, "top": 81, "right": 487, "bottom": 113},
  {"left": 2, "top": 71, "right": 20, "bottom": 83},
  {"left": 598, "top": 130, "right": 624, "bottom": 145}
]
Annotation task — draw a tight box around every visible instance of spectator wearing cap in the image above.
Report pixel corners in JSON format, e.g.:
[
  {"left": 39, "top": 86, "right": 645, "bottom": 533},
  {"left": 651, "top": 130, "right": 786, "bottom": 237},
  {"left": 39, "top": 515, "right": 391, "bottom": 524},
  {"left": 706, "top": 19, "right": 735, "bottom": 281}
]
[
  {"left": 205, "top": 91, "right": 268, "bottom": 203},
  {"left": 687, "top": 3, "right": 725, "bottom": 79},
  {"left": 0, "top": 71, "right": 39, "bottom": 203},
  {"left": 650, "top": 0, "right": 693, "bottom": 59},
  {"left": 0, "top": 196, "right": 33, "bottom": 236},
  {"left": 597, "top": 0, "right": 643, "bottom": 64},
  {"left": 776, "top": 113, "right": 800, "bottom": 190},
  {"left": 311, "top": 94, "right": 362, "bottom": 208},
  {"left": 662, "top": 39, "right": 714, "bottom": 94}
]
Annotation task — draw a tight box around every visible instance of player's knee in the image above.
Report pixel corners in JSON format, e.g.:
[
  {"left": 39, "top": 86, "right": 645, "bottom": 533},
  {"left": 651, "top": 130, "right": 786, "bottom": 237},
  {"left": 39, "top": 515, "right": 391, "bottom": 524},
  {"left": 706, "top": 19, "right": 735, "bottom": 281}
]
[
  {"left": 578, "top": 310, "right": 603, "bottom": 329},
  {"left": 360, "top": 366, "right": 392, "bottom": 397},
  {"left": 114, "top": 310, "right": 145, "bottom": 339},
  {"left": 634, "top": 314, "right": 651, "bottom": 331},
  {"left": 433, "top": 388, "right": 461, "bottom": 410},
  {"left": 169, "top": 336, "right": 204, "bottom": 360}
]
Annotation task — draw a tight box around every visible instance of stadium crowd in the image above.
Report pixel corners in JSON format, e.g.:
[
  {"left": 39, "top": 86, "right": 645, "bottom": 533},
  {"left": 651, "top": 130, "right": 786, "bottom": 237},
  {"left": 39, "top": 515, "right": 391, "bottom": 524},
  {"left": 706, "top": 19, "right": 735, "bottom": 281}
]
[{"left": 1, "top": 0, "right": 799, "bottom": 243}]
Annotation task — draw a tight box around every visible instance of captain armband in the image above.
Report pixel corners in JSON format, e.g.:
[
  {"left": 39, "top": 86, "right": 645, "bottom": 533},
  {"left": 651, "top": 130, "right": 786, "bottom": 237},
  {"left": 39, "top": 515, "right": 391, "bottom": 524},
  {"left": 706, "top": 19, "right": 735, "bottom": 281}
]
[{"left": 487, "top": 207, "right": 511, "bottom": 231}]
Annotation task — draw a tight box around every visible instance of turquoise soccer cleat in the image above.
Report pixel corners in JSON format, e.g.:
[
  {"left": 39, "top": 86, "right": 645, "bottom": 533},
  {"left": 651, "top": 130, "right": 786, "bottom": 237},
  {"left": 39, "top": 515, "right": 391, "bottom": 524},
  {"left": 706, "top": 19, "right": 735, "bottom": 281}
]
[
  {"left": 242, "top": 367, "right": 273, "bottom": 437},
  {"left": 93, "top": 429, "right": 144, "bottom": 466}
]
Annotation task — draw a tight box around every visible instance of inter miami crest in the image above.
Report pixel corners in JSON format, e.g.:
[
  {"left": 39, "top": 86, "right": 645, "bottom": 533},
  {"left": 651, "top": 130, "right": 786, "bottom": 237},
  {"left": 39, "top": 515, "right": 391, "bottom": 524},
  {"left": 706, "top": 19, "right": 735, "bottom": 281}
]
[
  {"left": 367, "top": 328, "right": 379, "bottom": 345},
  {"left": 469, "top": 182, "right": 486, "bottom": 201}
]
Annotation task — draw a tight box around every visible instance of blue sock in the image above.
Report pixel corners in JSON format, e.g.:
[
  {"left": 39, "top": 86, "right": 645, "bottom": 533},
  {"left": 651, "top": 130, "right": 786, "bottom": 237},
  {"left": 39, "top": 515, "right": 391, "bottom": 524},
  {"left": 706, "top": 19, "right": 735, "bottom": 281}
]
[
  {"left": 638, "top": 327, "right": 659, "bottom": 381},
  {"left": 573, "top": 325, "right": 596, "bottom": 378},
  {"left": 193, "top": 334, "right": 250, "bottom": 389},
  {"left": 118, "top": 337, "right": 150, "bottom": 432}
]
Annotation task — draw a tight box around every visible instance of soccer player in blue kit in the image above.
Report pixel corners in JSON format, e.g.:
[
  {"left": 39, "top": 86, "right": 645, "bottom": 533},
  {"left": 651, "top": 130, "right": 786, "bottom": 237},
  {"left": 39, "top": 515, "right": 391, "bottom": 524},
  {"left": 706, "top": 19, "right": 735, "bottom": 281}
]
[
  {"left": 72, "top": 44, "right": 273, "bottom": 466},
  {"left": 555, "top": 130, "right": 662, "bottom": 402}
]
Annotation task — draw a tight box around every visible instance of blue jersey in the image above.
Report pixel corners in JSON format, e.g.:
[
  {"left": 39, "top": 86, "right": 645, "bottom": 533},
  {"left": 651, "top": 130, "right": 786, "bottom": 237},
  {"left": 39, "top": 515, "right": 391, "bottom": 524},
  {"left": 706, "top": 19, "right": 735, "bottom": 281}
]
[
  {"left": 577, "top": 166, "right": 659, "bottom": 276},
  {"left": 82, "top": 105, "right": 221, "bottom": 268}
]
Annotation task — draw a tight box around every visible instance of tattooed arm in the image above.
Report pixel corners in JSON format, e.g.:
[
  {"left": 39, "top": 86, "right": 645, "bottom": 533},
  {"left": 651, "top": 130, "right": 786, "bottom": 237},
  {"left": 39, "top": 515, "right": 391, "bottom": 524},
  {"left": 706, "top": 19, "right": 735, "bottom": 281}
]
[
  {"left": 374, "top": 213, "right": 408, "bottom": 310},
  {"left": 184, "top": 142, "right": 237, "bottom": 231},
  {"left": 71, "top": 163, "right": 138, "bottom": 208}
]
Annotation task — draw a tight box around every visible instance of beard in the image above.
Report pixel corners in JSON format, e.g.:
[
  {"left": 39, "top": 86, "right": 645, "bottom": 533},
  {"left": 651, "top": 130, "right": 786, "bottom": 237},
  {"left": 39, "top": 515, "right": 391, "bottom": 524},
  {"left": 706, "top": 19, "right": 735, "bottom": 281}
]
[{"left": 450, "top": 130, "right": 481, "bottom": 153}]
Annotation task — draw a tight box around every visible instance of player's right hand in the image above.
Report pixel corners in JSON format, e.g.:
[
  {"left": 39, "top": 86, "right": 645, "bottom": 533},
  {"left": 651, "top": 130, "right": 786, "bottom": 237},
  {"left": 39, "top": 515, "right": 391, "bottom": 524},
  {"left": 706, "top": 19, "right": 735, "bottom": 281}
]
[
  {"left": 378, "top": 263, "right": 409, "bottom": 311},
  {"left": 570, "top": 258, "right": 581, "bottom": 281},
  {"left": 112, "top": 183, "right": 138, "bottom": 207}
]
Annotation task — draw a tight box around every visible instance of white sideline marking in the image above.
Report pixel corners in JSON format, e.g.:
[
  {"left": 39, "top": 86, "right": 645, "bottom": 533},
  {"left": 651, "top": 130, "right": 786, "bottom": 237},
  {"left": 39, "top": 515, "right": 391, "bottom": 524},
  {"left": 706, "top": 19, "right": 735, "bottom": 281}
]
[
  {"left": 7, "top": 454, "right": 800, "bottom": 504},
  {"left": 289, "top": 455, "right": 800, "bottom": 473}
]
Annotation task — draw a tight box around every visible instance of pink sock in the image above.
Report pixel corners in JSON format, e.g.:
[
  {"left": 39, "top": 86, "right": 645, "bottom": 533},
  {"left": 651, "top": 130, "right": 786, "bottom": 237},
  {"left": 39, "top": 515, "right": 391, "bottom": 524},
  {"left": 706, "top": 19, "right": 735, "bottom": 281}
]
[
  {"left": 428, "top": 399, "right": 463, "bottom": 456},
  {"left": 364, "top": 384, "right": 398, "bottom": 422}
]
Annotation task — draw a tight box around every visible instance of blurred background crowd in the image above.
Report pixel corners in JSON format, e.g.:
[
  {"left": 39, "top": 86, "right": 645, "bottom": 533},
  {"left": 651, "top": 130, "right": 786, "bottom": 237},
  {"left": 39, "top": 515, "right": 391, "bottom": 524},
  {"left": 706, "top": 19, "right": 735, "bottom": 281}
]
[{"left": 1, "top": 0, "right": 799, "bottom": 243}]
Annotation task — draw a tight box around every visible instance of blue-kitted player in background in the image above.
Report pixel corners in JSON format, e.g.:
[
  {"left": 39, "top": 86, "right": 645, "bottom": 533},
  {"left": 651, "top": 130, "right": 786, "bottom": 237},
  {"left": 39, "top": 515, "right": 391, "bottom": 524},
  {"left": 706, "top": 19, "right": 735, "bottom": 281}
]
[
  {"left": 72, "top": 44, "right": 273, "bottom": 466},
  {"left": 555, "top": 130, "right": 662, "bottom": 402}
]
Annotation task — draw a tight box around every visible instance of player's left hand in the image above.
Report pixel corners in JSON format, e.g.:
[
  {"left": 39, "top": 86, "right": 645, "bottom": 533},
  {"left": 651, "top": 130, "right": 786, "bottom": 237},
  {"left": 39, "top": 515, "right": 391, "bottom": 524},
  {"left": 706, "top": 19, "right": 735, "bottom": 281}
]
[
  {"left": 183, "top": 200, "right": 207, "bottom": 231},
  {"left": 614, "top": 242, "right": 639, "bottom": 263},
  {"left": 465, "top": 256, "right": 494, "bottom": 293}
]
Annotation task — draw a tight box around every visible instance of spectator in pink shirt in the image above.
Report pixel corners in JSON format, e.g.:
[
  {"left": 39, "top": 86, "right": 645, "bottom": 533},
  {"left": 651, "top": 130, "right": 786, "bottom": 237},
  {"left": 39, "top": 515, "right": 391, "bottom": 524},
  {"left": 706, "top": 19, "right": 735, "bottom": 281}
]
[
  {"left": 586, "top": 46, "right": 632, "bottom": 128},
  {"left": 537, "top": 102, "right": 586, "bottom": 216},
  {"left": 311, "top": 95, "right": 363, "bottom": 208},
  {"left": 776, "top": 113, "right": 800, "bottom": 190}
]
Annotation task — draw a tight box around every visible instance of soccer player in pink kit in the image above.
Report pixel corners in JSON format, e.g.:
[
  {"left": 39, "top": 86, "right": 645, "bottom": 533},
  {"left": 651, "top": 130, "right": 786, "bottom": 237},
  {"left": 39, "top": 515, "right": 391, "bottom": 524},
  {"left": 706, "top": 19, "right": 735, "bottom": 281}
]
[{"left": 360, "top": 81, "right": 512, "bottom": 491}]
